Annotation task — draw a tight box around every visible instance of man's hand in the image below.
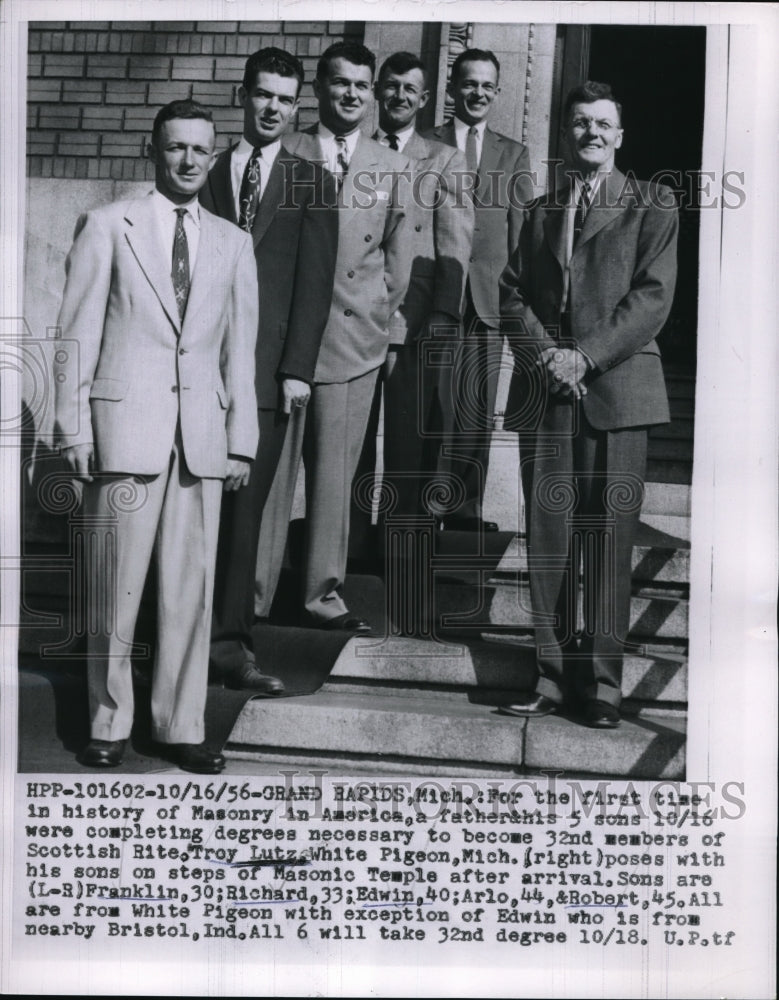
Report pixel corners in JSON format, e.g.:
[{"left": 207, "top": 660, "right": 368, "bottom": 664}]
[
  {"left": 224, "top": 458, "right": 251, "bottom": 491},
  {"left": 62, "top": 443, "right": 94, "bottom": 482},
  {"left": 281, "top": 377, "right": 311, "bottom": 415},
  {"left": 538, "top": 347, "right": 590, "bottom": 400}
]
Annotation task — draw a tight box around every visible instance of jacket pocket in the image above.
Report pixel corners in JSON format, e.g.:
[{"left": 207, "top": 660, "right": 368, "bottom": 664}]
[{"left": 89, "top": 378, "right": 127, "bottom": 401}]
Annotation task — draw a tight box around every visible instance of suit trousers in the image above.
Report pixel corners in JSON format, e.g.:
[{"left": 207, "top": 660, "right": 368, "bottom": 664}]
[
  {"left": 84, "top": 426, "right": 222, "bottom": 743},
  {"left": 211, "top": 406, "right": 290, "bottom": 667},
  {"left": 446, "top": 293, "right": 503, "bottom": 520},
  {"left": 520, "top": 401, "right": 647, "bottom": 707}
]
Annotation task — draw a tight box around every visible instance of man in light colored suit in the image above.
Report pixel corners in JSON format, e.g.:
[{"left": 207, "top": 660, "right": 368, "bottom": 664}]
[
  {"left": 201, "top": 48, "right": 338, "bottom": 691},
  {"left": 352, "top": 51, "right": 474, "bottom": 541},
  {"left": 428, "top": 48, "right": 534, "bottom": 532},
  {"left": 54, "top": 101, "right": 259, "bottom": 772},
  {"left": 499, "top": 81, "right": 678, "bottom": 728},
  {"left": 259, "top": 41, "right": 412, "bottom": 633}
]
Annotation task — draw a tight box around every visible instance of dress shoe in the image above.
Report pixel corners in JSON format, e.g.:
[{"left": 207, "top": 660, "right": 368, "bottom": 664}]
[
  {"left": 78, "top": 739, "right": 127, "bottom": 768},
  {"left": 159, "top": 743, "right": 226, "bottom": 774},
  {"left": 318, "top": 612, "right": 373, "bottom": 634},
  {"left": 499, "top": 694, "right": 559, "bottom": 718},
  {"left": 441, "top": 516, "right": 499, "bottom": 532},
  {"left": 583, "top": 699, "right": 621, "bottom": 729},
  {"left": 224, "top": 660, "right": 285, "bottom": 695}
]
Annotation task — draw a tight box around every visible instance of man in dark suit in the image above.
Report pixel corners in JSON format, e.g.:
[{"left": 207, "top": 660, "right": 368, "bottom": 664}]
[
  {"left": 428, "top": 48, "right": 533, "bottom": 532},
  {"left": 54, "top": 101, "right": 259, "bottom": 772},
  {"left": 261, "top": 41, "right": 412, "bottom": 633},
  {"left": 352, "top": 50, "right": 474, "bottom": 543},
  {"left": 200, "top": 48, "right": 338, "bottom": 690},
  {"left": 499, "top": 81, "right": 679, "bottom": 728}
]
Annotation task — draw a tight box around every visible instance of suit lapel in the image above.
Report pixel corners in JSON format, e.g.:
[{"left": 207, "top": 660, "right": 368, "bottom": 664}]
[
  {"left": 542, "top": 186, "right": 570, "bottom": 273},
  {"left": 184, "top": 208, "right": 223, "bottom": 334},
  {"left": 403, "top": 131, "right": 429, "bottom": 162},
  {"left": 207, "top": 147, "right": 237, "bottom": 224},
  {"left": 478, "top": 127, "right": 502, "bottom": 183},
  {"left": 123, "top": 195, "right": 181, "bottom": 334},
  {"left": 341, "top": 133, "right": 378, "bottom": 212},
  {"left": 577, "top": 169, "right": 628, "bottom": 247},
  {"left": 251, "top": 152, "right": 286, "bottom": 246}
]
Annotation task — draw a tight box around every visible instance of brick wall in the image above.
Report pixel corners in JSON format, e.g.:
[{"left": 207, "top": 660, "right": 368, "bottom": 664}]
[{"left": 26, "top": 20, "right": 365, "bottom": 179}]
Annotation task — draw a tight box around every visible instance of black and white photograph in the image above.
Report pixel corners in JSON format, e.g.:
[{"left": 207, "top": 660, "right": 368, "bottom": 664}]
[{"left": 1, "top": 1, "right": 776, "bottom": 997}]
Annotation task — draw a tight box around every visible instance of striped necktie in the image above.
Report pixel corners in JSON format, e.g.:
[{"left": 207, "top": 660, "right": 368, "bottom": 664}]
[{"left": 171, "top": 208, "right": 190, "bottom": 321}]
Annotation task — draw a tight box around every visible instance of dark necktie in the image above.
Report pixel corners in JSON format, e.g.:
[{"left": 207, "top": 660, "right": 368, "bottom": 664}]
[
  {"left": 385, "top": 133, "right": 399, "bottom": 151},
  {"left": 465, "top": 125, "right": 479, "bottom": 173},
  {"left": 171, "top": 208, "right": 190, "bottom": 321},
  {"left": 238, "top": 147, "right": 263, "bottom": 232},
  {"left": 573, "top": 181, "right": 592, "bottom": 247},
  {"left": 334, "top": 135, "right": 349, "bottom": 192}
]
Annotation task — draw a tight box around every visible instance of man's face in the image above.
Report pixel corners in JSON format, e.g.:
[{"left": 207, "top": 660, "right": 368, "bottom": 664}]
[
  {"left": 376, "top": 67, "right": 429, "bottom": 133},
  {"left": 239, "top": 70, "right": 300, "bottom": 146},
  {"left": 449, "top": 59, "right": 499, "bottom": 126},
  {"left": 148, "top": 117, "right": 216, "bottom": 202},
  {"left": 314, "top": 56, "right": 373, "bottom": 134},
  {"left": 565, "top": 99, "right": 623, "bottom": 174}
]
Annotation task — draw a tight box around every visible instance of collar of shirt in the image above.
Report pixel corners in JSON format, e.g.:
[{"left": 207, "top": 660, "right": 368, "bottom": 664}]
[
  {"left": 151, "top": 189, "right": 201, "bottom": 269},
  {"left": 570, "top": 171, "right": 607, "bottom": 205},
  {"left": 376, "top": 123, "right": 415, "bottom": 152},
  {"left": 317, "top": 123, "right": 361, "bottom": 171},
  {"left": 454, "top": 117, "right": 487, "bottom": 153}
]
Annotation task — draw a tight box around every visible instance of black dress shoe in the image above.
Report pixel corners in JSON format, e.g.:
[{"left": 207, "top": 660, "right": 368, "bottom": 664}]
[
  {"left": 225, "top": 660, "right": 285, "bottom": 695},
  {"left": 318, "top": 613, "right": 373, "bottom": 634},
  {"left": 160, "top": 743, "right": 226, "bottom": 774},
  {"left": 441, "top": 516, "right": 499, "bottom": 532},
  {"left": 78, "top": 739, "right": 127, "bottom": 768},
  {"left": 583, "top": 700, "right": 621, "bottom": 729},
  {"left": 499, "top": 694, "right": 559, "bottom": 718}
]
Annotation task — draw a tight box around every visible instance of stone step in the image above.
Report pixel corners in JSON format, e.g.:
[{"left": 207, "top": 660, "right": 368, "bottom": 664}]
[
  {"left": 430, "top": 580, "right": 688, "bottom": 641},
  {"left": 322, "top": 634, "right": 687, "bottom": 704},
  {"left": 225, "top": 690, "right": 685, "bottom": 779}
]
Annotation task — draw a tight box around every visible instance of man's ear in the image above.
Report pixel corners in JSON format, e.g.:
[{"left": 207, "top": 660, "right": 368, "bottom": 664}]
[
  {"left": 418, "top": 89, "right": 430, "bottom": 112},
  {"left": 146, "top": 140, "right": 156, "bottom": 164},
  {"left": 237, "top": 85, "right": 247, "bottom": 108}
]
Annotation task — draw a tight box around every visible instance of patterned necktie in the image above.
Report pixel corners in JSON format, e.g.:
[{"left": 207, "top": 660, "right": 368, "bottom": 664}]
[
  {"left": 385, "top": 133, "right": 399, "bottom": 151},
  {"left": 465, "top": 125, "right": 479, "bottom": 173},
  {"left": 573, "top": 181, "right": 592, "bottom": 247},
  {"left": 171, "top": 208, "right": 190, "bottom": 321},
  {"left": 334, "top": 135, "right": 349, "bottom": 192},
  {"left": 238, "top": 147, "right": 263, "bottom": 232}
]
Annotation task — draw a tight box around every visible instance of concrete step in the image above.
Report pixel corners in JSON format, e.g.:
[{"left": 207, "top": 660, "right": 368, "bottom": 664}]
[
  {"left": 431, "top": 579, "right": 688, "bottom": 641},
  {"left": 322, "top": 634, "right": 687, "bottom": 705},
  {"left": 225, "top": 690, "right": 685, "bottom": 779}
]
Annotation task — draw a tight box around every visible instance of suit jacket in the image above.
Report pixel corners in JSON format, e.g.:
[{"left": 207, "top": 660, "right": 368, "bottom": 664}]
[
  {"left": 427, "top": 122, "right": 532, "bottom": 327},
  {"left": 501, "top": 169, "right": 678, "bottom": 431},
  {"left": 199, "top": 144, "right": 338, "bottom": 407},
  {"left": 283, "top": 126, "right": 413, "bottom": 383},
  {"left": 383, "top": 131, "right": 474, "bottom": 345},
  {"left": 54, "top": 193, "right": 259, "bottom": 477}
]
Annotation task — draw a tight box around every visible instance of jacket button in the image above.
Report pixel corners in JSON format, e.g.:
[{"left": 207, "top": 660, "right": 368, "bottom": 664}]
[
  {"left": 414, "top": 224, "right": 422, "bottom": 232},
  {"left": 171, "top": 385, "right": 178, "bottom": 393},
  {"left": 364, "top": 235, "right": 371, "bottom": 242},
  {"left": 344, "top": 308, "right": 353, "bottom": 317},
  {"left": 469, "top": 256, "right": 475, "bottom": 263},
  {"left": 178, "top": 348, "right": 186, "bottom": 355},
  {"left": 347, "top": 270, "right": 355, "bottom": 278}
]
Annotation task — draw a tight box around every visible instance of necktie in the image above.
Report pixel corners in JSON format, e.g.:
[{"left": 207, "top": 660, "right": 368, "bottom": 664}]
[
  {"left": 238, "top": 147, "right": 263, "bottom": 232},
  {"left": 172, "top": 208, "right": 190, "bottom": 321},
  {"left": 334, "top": 135, "right": 349, "bottom": 192},
  {"left": 385, "top": 133, "right": 399, "bottom": 151},
  {"left": 465, "top": 125, "right": 479, "bottom": 173},
  {"left": 573, "top": 182, "right": 592, "bottom": 247}
]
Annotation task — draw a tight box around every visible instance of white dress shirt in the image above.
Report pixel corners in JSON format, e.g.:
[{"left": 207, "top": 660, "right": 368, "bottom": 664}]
[
  {"left": 454, "top": 117, "right": 487, "bottom": 167},
  {"left": 376, "top": 123, "right": 415, "bottom": 153},
  {"left": 230, "top": 136, "right": 281, "bottom": 220},
  {"left": 151, "top": 188, "right": 201, "bottom": 271}
]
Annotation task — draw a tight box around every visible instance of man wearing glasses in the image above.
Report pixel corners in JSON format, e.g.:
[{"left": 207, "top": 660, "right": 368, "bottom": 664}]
[{"left": 499, "top": 81, "right": 678, "bottom": 729}]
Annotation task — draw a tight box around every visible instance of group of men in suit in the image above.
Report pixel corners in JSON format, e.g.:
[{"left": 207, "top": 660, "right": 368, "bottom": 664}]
[{"left": 54, "top": 37, "right": 678, "bottom": 771}]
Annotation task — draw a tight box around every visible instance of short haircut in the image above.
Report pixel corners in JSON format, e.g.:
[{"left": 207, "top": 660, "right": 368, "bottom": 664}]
[
  {"left": 151, "top": 100, "right": 215, "bottom": 147},
  {"left": 450, "top": 48, "right": 501, "bottom": 84},
  {"left": 317, "top": 41, "right": 376, "bottom": 81},
  {"left": 564, "top": 81, "right": 623, "bottom": 124},
  {"left": 377, "top": 51, "right": 428, "bottom": 87},
  {"left": 242, "top": 46, "right": 304, "bottom": 95}
]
